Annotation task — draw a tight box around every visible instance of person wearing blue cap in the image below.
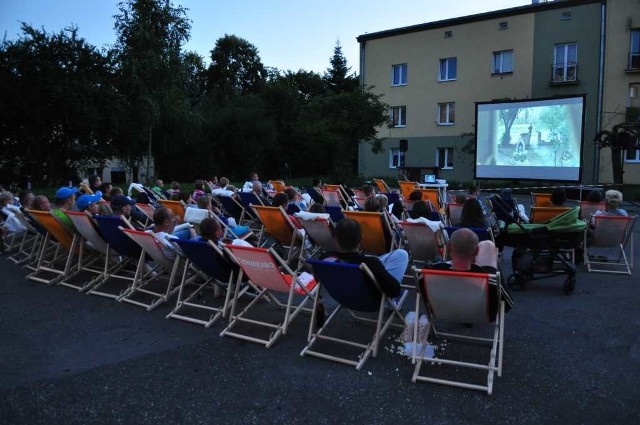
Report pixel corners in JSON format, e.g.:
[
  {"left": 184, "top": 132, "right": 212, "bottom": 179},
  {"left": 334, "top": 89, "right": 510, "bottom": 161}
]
[
  {"left": 51, "top": 186, "right": 78, "bottom": 233},
  {"left": 76, "top": 191, "right": 103, "bottom": 215}
]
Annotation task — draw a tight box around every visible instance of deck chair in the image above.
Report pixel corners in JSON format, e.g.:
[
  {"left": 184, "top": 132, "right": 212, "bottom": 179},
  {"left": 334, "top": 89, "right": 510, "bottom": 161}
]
[
  {"left": 353, "top": 196, "right": 366, "bottom": 210},
  {"left": 237, "top": 192, "right": 264, "bottom": 227},
  {"left": 413, "top": 268, "right": 504, "bottom": 395},
  {"left": 135, "top": 203, "right": 156, "bottom": 228},
  {"left": 401, "top": 221, "right": 443, "bottom": 273},
  {"left": 320, "top": 189, "right": 343, "bottom": 208},
  {"left": 487, "top": 195, "right": 520, "bottom": 225},
  {"left": 343, "top": 210, "right": 396, "bottom": 255},
  {"left": 530, "top": 207, "right": 572, "bottom": 224},
  {"left": 119, "top": 228, "right": 182, "bottom": 310},
  {"left": 324, "top": 184, "right": 352, "bottom": 205},
  {"left": 167, "top": 239, "right": 238, "bottom": 326},
  {"left": 373, "top": 178, "right": 391, "bottom": 193},
  {"left": 158, "top": 199, "right": 187, "bottom": 221},
  {"left": 419, "top": 188, "right": 443, "bottom": 211},
  {"left": 269, "top": 180, "right": 286, "bottom": 193},
  {"left": 87, "top": 215, "right": 141, "bottom": 300},
  {"left": 398, "top": 181, "right": 418, "bottom": 199},
  {"left": 351, "top": 189, "right": 365, "bottom": 199},
  {"left": 325, "top": 205, "right": 345, "bottom": 223},
  {"left": 60, "top": 211, "right": 117, "bottom": 291},
  {"left": 251, "top": 205, "right": 306, "bottom": 265},
  {"left": 296, "top": 213, "right": 338, "bottom": 257},
  {"left": 301, "top": 259, "right": 407, "bottom": 370},
  {"left": 6, "top": 208, "right": 39, "bottom": 265},
  {"left": 216, "top": 195, "right": 244, "bottom": 224},
  {"left": 446, "top": 203, "right": 464, "bottom": 226},
  {"left": 579, "top": 201, "right": 605, "bottom": 221},
  {"left": 531, "top": 192, "right": 552, "bottom": 207},
  {"left": 585, "top": 215, "right": 635, "bottom": 274},
  {"left": 19, "top": 210, "right": 55, "bottom": 270},
  {"left": 220, "top": 244, "right": 318, "bottom": 348},
  {"left": 25, "top": 210, "right": 80, "bottom": 286}
]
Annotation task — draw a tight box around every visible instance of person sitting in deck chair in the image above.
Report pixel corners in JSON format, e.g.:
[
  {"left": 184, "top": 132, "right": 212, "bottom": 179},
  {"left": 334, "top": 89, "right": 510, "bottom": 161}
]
[
  {"left": 321, "top": 218, "right": 408, "bottom": 304},
  {"left": 198, "top": 217, "right": 252, "bottom": 247},
  {"left": 151, "top": 207, "right": 196, "bottom": 260},
  {"left": 429, "top": 228, "right": 513, "bottom": 317}
]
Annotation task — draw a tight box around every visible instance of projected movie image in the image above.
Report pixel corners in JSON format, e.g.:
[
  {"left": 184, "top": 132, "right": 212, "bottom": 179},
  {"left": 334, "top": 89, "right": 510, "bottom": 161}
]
[{"left": 475, "top": 96, "right": 585, "bottom": 181}]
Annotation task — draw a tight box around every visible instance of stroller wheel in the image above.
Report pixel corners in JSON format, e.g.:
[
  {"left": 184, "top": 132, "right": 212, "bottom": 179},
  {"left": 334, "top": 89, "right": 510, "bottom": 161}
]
[{"left": 562, "top": 277, "right": 576, "bottom": 295}]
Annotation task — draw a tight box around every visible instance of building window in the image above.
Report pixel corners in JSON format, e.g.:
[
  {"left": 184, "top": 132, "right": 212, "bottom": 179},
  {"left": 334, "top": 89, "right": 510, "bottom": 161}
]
[
  {"left": 444, "top": 31, "right": 452, "bottom": 38},
  {"left": 390, "top": 106, "right": 407, "bottom": 127},
  {"left": 553, "top": 43, "right": 577, "bottom": 82},
  {"left": 561, "top": 12, "right": 572, "bottom": 20},
  {"left": 390, "top": 148, "right": 405, "bottom": 168},
  {"left": 499, "top": 21, "right": 508, "bottom": 30},
  {"left": 630, "top": 29, "right": 640, "bottom": 70},
  {"left": 439, "top": 57, "right": 457, "bottom": 81},
  {"left": 392, "top": 63, "right": 407, "bottom": 86},
  {"left": 437, "top": 102, "right": 455, "bottom": 125},
  {"left": 625, "top": 148, "right": 640, "bottom": 163},
  {"left": 493, "top": 50, "right": 513, "bottom": 74},
  {"left": 437, "top": 147, "right": 454, "bottom": 169}
]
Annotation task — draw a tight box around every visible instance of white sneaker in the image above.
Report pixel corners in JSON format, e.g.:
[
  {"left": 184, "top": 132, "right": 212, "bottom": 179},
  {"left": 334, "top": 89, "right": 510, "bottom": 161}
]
[
  {"left": 400, "top": 311, "right": 416, "bottom": 343},
  {"left": 417, "top": 314, "right": 430, "bottom": 346}
]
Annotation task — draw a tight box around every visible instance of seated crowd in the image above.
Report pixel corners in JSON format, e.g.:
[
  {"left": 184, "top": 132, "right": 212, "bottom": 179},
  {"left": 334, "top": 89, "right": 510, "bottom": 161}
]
[{"left": 2, "top": 174, "right": 629, "bottom": 319}]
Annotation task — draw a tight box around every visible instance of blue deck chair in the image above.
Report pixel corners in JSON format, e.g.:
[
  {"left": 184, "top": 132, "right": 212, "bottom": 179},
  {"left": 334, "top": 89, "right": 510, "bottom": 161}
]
[
  {"left": 488, "top": 194, "right": 520, "bottom": 225},
  {"left": 304, "top": 187, "right": 324, "bottom": 204},
  {"left": 167, "top": 239, "right": 237, "bottom": 327},
  {"left": 325, "top": 205, "right": 344, "bottom": 223},
  {"left": 216, "top": 195, "right": 244, "bottom": 224},
  {"left": 88, "top": 215, "right": 142, "bottom": 300},
  {"left": 300, "top": 259, "right": 407, "bottom": 370},
  {"left": 237, "top": 192, "right": 263, "bottom": 227}
]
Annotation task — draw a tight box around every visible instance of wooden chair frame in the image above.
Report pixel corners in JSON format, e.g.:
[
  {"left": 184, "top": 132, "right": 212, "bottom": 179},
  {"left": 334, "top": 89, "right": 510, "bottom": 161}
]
[{"left": 412, "top": 268, "right": 504, "bottom": 395}]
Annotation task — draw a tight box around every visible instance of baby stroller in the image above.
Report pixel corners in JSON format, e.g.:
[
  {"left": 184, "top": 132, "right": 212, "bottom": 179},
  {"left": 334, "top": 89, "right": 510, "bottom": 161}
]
[{"left": 496, "top": 207, "right": 585, "bottom": 295}]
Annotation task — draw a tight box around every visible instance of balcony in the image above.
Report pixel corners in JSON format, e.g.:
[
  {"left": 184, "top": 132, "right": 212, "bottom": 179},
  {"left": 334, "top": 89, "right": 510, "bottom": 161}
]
[
  {"left": 550, "top": 63, "right": 579, "bottom": 85},
  {"left": 627, "top": 107, "right": 640, "bottom": 123},
  {"left": 626, "top": 54, "right": 640, "bottom": 73}
]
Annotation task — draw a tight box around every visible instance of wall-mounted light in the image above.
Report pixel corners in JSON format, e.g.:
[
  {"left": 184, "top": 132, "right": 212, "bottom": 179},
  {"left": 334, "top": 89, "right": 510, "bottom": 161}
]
[{"left": 630, "top": 86, "right": 638, "bottom": 98}]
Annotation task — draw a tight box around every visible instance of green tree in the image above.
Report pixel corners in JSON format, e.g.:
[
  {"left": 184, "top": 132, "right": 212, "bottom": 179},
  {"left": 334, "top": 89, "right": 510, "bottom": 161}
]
[
  {"left": 298, "top": 88, "right": 387, "bottom": 180},
  {"left": 324, "top": 41, "right": 358, "bottom": 94},
  {"left": 0, "top": 24, "right": 119, "bottom": 185},
  {"left": 112, "top": 0, "right": 191, "bottom": 181},
  {"left": 207, "top": 35, "right": 267, "bottom": 105}
]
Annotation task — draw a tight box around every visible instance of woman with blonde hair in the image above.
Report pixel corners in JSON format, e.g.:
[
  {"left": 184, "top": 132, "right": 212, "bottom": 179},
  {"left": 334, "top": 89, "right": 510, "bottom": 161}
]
[{"left": 590, "top": 189, "right": 627, "bottom": 224}]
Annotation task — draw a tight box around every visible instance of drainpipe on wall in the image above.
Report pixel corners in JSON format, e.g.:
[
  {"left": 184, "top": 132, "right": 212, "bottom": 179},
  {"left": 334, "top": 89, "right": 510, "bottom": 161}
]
[{"left": 593, "top": 2, "right": 606, "bottom": 184}]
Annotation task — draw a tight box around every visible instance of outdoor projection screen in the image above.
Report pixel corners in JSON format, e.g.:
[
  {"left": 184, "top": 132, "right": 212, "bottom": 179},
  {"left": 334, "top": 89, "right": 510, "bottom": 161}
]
[{"left": 475, "top": 95, "right": 585, "bottom": 181}]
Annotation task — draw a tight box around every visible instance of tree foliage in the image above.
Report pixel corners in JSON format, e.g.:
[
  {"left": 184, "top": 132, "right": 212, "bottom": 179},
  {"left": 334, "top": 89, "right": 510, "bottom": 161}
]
[
  {"left": 0, "top": 24, "right": 119, "bottom": 185},
  {"left": 0, "top": 4, "right": 389, "bottom": 186}
]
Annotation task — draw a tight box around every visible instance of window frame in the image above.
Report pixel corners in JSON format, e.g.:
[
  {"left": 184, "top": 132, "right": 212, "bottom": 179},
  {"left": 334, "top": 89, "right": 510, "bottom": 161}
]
[
  {"left": 437, "top": 102, "right": 455, "bottom": 126},
  {"left": 390, "top": 105, "right": 407, "bottom": 128},
  {"left": 492, "top": 50, "right": 513, "bottom": 75},
  {"left": 630, "top": 29, "right": 640, "bottom": 69},
  {"left": 553, "top": 42, "right": 577, "bottom": 82},
  {"left": 625, "top": 148, "right": 640, "bottom": 163},
  {"left": 437, "top": 147, "right": 454, "bottom": 169},
  {"left": 438, "top": 57, "right": 457, "bottom": 81},
  {"left": 389, "top": 148, "right": 406, "bottom": 169},
  {"left": 391, "top": 63, "right": 408, "bottom": 86}
]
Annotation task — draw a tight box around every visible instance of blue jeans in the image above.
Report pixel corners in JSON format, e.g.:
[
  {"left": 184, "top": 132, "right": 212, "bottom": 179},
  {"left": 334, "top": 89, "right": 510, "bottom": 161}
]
[{"left": 379, "top": 249, "right": 409, "bottom": 284}]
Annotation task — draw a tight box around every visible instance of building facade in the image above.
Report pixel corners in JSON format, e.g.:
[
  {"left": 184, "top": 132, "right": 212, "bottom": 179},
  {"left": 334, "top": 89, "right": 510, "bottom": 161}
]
[{"left": 357, "top": 0, "right": 639, "bottom": 185}]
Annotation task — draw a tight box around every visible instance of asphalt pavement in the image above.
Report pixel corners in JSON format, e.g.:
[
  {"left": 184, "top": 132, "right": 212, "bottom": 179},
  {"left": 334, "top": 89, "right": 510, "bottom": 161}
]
[{"left": 1, "top": 201, "right": 639, "bottom": 425}]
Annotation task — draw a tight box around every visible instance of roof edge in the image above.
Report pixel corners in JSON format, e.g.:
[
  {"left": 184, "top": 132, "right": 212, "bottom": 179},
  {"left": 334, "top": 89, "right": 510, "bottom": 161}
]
[{"left": 356, "top": 0, "right": 604, "bottom": 43}]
